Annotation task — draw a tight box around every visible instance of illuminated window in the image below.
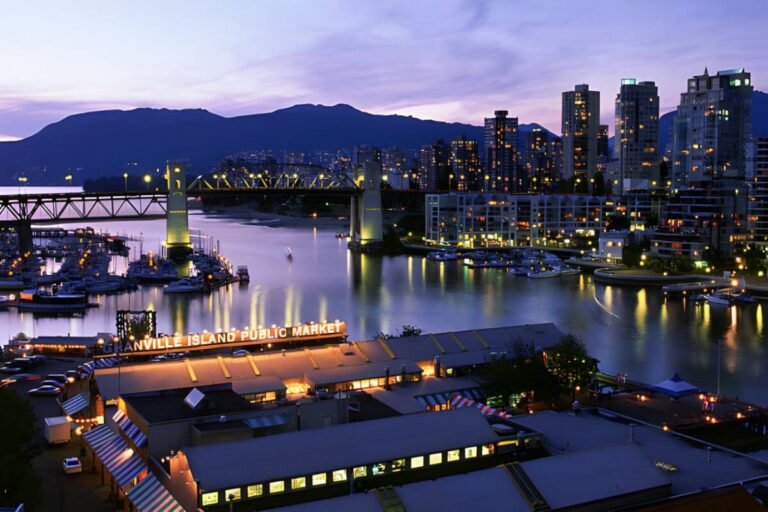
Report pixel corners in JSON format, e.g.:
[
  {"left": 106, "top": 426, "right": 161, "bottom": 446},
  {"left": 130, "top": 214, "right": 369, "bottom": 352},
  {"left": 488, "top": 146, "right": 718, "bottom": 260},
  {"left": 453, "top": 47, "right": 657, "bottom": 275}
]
[
  {"left": 246, "top": 484, "right": 263, "bottom": 498},
  {"left": 371, "top": 462, "right": 386, "bottom": 475},
  {"left": 332, "top": 469, "right": 347, "bottom": 482},
  {"left": 429, "top": 453, "right": 443, "bottom": 465},
  {"left": 464, "top": 446, "right": 478, "bottom": 459},
  {"left": 352, "top": 466, "right": 367, "bottom": 479},
  {"left": 291, "top": 477, "right": 306, "bottom": 490},
  {"left": 269, "top": 481, "right": 285, "bottom": 494},
  {"left": 447, "top": 450, "right": 460, "bottom": 462},
  {"left": 410, "top": 456, "right": 425, "bottom": 469},
  {"left": 482, "top": 444, "right": 496, "bottom": 456},
  {"left": 312, "top": 473, "right": 327, "bottom": 486},
  {"left": 391, "top": 459, "right": 405, "bottom": 472},
  {"left": 224, "top": 488, "right": 241, "bottom": 502},
  {"left": 201, "top": 492, "right": 219, "bottom": 506}
]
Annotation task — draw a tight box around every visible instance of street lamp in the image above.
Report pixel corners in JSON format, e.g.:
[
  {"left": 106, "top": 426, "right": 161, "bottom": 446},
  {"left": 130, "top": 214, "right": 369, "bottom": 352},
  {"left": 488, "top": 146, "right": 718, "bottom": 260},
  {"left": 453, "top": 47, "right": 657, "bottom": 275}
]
[
  {"left": 143, "top": 174, "right": 152, "bottom": 191},
  {"left": 65, "top": 174, "right": 73, "bottom": 192},
  {"left": 448, "top": 173, "right": 454, "bottom": 192},
  {"left": 123, "top": 173, "right": 129, "bottom": 192}
]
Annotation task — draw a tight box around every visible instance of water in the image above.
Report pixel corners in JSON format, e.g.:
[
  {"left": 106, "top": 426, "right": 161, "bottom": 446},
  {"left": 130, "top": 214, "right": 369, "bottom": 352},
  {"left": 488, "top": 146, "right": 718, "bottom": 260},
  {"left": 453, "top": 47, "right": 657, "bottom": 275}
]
[{"left": 3, "top": 207, "right": 767, "bottom": 404}]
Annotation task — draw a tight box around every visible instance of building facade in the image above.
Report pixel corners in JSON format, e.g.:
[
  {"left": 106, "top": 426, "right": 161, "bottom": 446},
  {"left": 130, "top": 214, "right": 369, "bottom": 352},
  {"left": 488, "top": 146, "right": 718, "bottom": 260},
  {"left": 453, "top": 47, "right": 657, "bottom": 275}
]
[
  {"left": 562, "top": 84, "right": 600, "bottom": 181},
  {"left": 748, "top": 138, "right": 768, "bottom": 246},
  {"left": 671, "top": 68, "right": 753, "bottom": 186},
  {"left": 614, "top": 79, "right": 660, "bottom": 192},
  {"left": 419, "top": 141, "right": 451, "bottom": 191},
  {"left": 449, "top": 136, "right": 481, "bottom": 192},
  {"left": 523, "top": 129, "right": 561, "bottom": 193},
  {"left": 483, "top": 111, "right": 519, "bottom": 192}
]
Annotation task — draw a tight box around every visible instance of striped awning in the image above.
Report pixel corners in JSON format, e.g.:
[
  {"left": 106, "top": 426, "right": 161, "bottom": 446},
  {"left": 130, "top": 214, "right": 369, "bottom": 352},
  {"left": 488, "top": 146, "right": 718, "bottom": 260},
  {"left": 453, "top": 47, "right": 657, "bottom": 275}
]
[
  {"left": 113, "top": 409, "right": 147, "bottom": 447},
  {"left": 415, "top": 388, "right": 482, "bottom": 408},
  {"left": 61, "top": 394, "right": 89, "bottom": 415},
  {"left": 126, "top": 473, "right": 184, "bottom": 512},
  {"left": 113, "top": 454, "right": 148, "bottom": 489},
  {"left": 95, "top": 357, "right": 119, "bottom": 368},
  {"left": 244, "top": 413, "right": 290, "bottom": 429},
  {"left": 84, "top": 424, "right": 149, "bottom": 490},
  {"left": 80, "top": 361, "right": 95, "bottom": 377},
  {"left": 449, "top": 393, "right": 512, "bottom": 419}
]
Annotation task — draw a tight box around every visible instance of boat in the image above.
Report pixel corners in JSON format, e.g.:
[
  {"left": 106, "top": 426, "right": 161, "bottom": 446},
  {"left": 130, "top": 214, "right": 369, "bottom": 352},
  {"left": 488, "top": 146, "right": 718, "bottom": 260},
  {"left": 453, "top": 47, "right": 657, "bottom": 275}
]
[
  {"left": 527, "top": 268, "right": 561, "bottom": 279},
  {"left": 17, "top": 289, "right": 90, "bottom": 313},
  {"left": 556, "top": 266, "right": 581, "bottom": 276},
  {"left": 702, "top": 292, "right": 734, "bottom": 306},
  {"left": 163, "top": 278, "right": 206, "bottom": 294},
  {"left": 285, "top": 247, "right": 293, "bottom": 261},
  {"left": 733, "top": 292, "right": 755, "bottom": 304},
  {"left": 465, "top": 259, "right": 513, "bottom": 269},
  {"left": 237, "top": 266, "right": 250, "bottom": 283},
  {"left": 427, "top": 249, "right": 458, "bottom": 262}
]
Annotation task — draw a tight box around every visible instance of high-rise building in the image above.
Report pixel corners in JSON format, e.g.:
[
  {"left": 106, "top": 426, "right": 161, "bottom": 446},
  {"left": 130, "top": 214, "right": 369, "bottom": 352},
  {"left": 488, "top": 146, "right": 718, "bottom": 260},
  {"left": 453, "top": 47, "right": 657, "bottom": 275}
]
[
  {"left": 418, "top": 140, "right": 450, "bottom": 191},
  {"left": 748, "top": 138, "right": 768, "bottom": 246},
  {"left": 614, "top": 79, "right": 660, "bottom": 192},
  {"left": 523, "top": 129, "right": 560, "bottom": 193},
  {"left": 671, "top": 68, "right": 753, "bottom": 186},
  {"left": 352, "top": 145, "right": 382, "bottom": 167},
  {"left": 381, "top": 147, "right": 411, "bottom": 189},
  {"left": 562, "top": 84, "right": 600, "bottom": 182},
  {"left": 449, "top": 136, "right": 480, "bottom": 191},
  {"left": 483, "top": 110, "right": 518, "bottom": 192}
]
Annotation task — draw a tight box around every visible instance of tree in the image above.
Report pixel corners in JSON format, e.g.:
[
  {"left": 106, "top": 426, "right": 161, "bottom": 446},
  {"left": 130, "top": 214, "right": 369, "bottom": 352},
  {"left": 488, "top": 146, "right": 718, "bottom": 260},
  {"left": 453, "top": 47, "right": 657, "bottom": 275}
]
[
  {"left": 606, "top": 215, "right": 630, "bottom": 232},
  {"left": 0, "top": 389, "right": 41, "bottom": 509},
  {"left": 399, "top": 325, "right": 422, "bottom": 337},
  {"left": 622, "top": 242, "right": 644, "bottom": 268},
  {"left": 544, "top": 335, "right": 598, "bottom": 399},
  {"left": 482, "top": 348, "right": 560, "bottom": 409}
]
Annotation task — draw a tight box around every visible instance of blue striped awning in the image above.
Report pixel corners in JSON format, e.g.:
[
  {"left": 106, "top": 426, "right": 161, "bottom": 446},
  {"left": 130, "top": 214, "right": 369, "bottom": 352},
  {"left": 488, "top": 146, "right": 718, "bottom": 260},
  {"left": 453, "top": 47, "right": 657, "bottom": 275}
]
[
  {"left": 95, "top": 357, "right": 119, "bottom": 368},
  {"left": 113, "top": 454, "right": 147, "bottom": 489},
  {"left": 244, "top": 413, "right": 290, "bottom": 429},
  {"left": 113, "top": 409, "right": 148, "bottom": 448},
  {"left": 415, "top": 388, "right": 483, "bottom": 408},
  {"left": 126, "top": 473, "right": 184, "bottom": 512},
  {"left": 83, "top": 425, "right": 114, "bottom": 450},
  {"left": 61, "top": 394, "right": 89, "bottom": 416}
]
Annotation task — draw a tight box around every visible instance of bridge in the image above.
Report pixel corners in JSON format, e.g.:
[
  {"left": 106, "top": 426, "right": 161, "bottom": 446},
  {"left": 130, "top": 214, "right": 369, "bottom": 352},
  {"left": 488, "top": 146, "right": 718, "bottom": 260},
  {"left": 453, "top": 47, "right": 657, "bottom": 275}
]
[{"left": 3, "top": 161, "right": 385, "bottom": 256}]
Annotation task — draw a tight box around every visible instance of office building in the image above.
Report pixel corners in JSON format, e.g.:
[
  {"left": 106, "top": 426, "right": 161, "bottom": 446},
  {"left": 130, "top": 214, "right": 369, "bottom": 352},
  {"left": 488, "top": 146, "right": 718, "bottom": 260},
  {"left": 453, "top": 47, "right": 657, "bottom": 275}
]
[
  {"left": 449, "top": 136, "right": 480, "bottom": 191},
  {"left": 381, "top": 147, "right": 412, "bottom": 189},
  {"left": 748, "top": 138, "right": 768, "bottom": 246},
  {"left": 671, "top": 68, "right": 753, "bottom": 186},
  {"left": 418, "top": 141, "right": 451, "bottom": 191},
  {"left": 614, "top": 79, "right": 660, "bottom": 193},
  {"left": 483, "top": 111, "right": 519, "bottom": 192},
  {"left": 562, "top": 84, "right": 600, "bottom": 182}
]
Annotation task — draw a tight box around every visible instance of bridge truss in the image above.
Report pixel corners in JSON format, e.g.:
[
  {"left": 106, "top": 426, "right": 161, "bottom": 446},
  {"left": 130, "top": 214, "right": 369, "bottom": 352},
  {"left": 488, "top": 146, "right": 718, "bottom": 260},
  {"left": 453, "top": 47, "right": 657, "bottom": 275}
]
[
  {"left": 187, "top": 163, "right": 359, "bottom": 193},
  {"left": 0, "top": 192, "right": 167, "bottom": 223}
]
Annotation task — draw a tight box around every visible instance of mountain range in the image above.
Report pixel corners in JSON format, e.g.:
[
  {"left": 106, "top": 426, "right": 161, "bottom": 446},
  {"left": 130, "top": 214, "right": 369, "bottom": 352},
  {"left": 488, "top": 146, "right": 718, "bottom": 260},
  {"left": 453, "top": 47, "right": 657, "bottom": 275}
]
[{"left": 0, "top": 104, "right": 550, "bottom": 184}]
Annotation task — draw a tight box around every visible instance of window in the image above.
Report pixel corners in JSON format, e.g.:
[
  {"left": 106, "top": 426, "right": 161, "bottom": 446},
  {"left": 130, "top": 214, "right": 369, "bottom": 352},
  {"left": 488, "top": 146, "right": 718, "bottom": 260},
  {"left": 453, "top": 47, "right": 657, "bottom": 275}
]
[
  {"left": 247, "top": 484, "right": 263, "bottom": 498},
  {"left": 312, "top": 473, "right": 327, "bottom": 486},
  {"left": 391, "top": 459, "right": 405, "bottom": 472},
  {"left": 224, "top": 488, "right": 241, "bottom": 502},
  {"left": 410, "top": 456, "right": 424, "bottom": 469},
  {"left": 201, "top": 492, "right": 219, "bottom": 506},
  {"left": 269, "top": 481, "right": 285, "bottom": 494},
  {"left": 332, "top": 469, "right": 347, "bottom": 482},
  {"left": 429, "top": 453, "right": 443, "bottom": 465},
  {"left": 447, "top": 450, "right": 460, "bottom": 462},
  {"left": 371, "top": 462, "right": 386, "bottom": 475},
  {"left": 291, "top": 477, "right": 306, "bottom": 490},
  {"left": 482, "top": 444, "right": 496, "bottom": 456},
  {"left": 464, "top": 446, "right": 478, "bottom": 459},
  {"left": 352, "top": 466, "right": 367, "bottom": 479}
]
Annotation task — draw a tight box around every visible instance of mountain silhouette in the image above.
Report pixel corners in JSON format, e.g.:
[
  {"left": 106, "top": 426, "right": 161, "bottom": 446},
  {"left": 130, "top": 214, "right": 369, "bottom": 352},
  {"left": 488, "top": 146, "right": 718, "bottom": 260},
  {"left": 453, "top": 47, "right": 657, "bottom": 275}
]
[{"left": 0, "top": 104, "right": 555, "bottom": 184}]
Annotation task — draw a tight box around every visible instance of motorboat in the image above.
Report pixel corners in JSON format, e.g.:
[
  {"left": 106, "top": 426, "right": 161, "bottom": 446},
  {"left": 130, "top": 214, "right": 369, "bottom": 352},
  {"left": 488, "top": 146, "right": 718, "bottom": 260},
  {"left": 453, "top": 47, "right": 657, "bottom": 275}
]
[
  {"left": 427, "top": 249, "right": 458, "bottom": 262},
  {"left": 527, "top": 268, "right": 562, "bottom": 279},
  {"left": 17, "top": 288, "right": 90, "bottom": 313},
  {"left": 702, "top": 292, "right": 734, "bottom": 306},
  {"left": 237, "top": 265, "right": 250, "bottom": 282},
  {"left": 465, "top": 258, "right": 513, "bottom": 269},
  {"left": 285, "top": 247, "right": 293, "bottom": 261},
  {"left": 163, "top": 278, "right": 206, "bottom": 294},
  {"left": 556, "top": 266, "right": 581, "bottom": 276}
]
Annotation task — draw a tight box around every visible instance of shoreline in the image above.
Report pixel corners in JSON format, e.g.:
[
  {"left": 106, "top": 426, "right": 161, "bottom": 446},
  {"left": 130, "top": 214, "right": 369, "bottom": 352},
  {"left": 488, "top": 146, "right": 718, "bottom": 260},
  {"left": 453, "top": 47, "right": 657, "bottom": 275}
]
[{"left": 190, "top": 205, "right": 349, "bottom": 230}]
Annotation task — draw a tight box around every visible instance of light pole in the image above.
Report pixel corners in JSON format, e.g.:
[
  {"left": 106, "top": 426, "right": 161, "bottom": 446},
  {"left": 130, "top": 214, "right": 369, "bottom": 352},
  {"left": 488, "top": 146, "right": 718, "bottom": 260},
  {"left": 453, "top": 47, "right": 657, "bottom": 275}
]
[
  {"left": 65, "top": 174, "right": 73, "bottom": 192},
  {"left": 448, "top": 173, "right": 454, "bottom": 192},
  {"left": 18, "top": 176, "right": 28, "bottom": 194},
  {"left": 123, "top": 173, "right": 128, "bottom": 192},
  {"left": 143, "top": 174, "right": 151, "bottom": 191}
]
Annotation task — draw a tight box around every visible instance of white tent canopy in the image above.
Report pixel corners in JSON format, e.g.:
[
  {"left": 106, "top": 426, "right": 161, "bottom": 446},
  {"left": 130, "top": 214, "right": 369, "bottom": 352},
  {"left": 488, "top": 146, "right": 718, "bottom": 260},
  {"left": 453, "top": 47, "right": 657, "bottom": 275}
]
[{"left": 650, "top": 373, "right": 701, "bottom": 398}]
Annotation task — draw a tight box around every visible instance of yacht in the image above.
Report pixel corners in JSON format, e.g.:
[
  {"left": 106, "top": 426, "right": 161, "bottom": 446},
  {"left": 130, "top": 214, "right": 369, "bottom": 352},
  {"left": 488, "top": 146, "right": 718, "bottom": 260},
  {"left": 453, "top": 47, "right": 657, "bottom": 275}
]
[
  {"left": 163, "top": 278, "right": 206, "bottom": 294},
  {"left": 17, "top": 289, "right": 90, "bottom": 313},
  {"left": 427, "top": 249, "right": 458, "bottom": 262},
  {"left": 702, "top": 292, "right": 734, "bottom": 306},
  {"left": 527, "top": 267, "right": 562, "bottom": 279},
  {"left": 237, "top": 266, "right": 250, "bottom": 283}
]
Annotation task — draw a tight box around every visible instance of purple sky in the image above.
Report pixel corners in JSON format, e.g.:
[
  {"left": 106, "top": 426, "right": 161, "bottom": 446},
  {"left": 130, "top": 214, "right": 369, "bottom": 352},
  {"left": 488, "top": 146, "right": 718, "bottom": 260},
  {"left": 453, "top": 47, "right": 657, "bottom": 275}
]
[{"left": 0, "top": 0, "right": 765, "bottom": 141}]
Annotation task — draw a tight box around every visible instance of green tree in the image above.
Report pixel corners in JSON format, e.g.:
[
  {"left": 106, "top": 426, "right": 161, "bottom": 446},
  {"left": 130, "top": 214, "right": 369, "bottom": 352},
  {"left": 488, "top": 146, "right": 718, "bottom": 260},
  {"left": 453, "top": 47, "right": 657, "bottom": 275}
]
[
  {"left": 606, "top": 215, "right": 630, "bottom": 232},
  {"left": 0, "top": 389, "right": 41, "bottom": 509},
  {"left": 482, "top": 351, "right": 560, "bottom": 408},
  {"left": 544, "top": 335, "right": 598, "bottom": 399},
  {"left": 399, "top": 325, "right": 422, "bottom": 337},
  {"left": 622, "top": 242, "right": 644, "bottom": 268}
]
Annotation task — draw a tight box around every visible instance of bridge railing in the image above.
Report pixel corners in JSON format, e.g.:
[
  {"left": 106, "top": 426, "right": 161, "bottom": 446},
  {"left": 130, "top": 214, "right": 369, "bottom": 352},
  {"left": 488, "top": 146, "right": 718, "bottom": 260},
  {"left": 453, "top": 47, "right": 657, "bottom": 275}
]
[
  {"left": 0, "top": 192, "right": 168, "bottom": 223},
  {"left": 188, "top": 165, "right": 359, "bottom": 192}
]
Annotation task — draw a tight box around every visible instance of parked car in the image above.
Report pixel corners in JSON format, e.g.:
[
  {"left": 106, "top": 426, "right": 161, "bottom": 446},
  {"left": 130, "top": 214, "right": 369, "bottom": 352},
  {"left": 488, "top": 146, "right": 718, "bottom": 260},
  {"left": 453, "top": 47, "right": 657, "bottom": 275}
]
[
  {"left": 232, "top": 349, "right": 249, "bottom": 357},
  {"left": 40, "top": 379, "right": 66, "bottom": 389},
  {"left": 29, "top": 355, "right": 47, "bottom": 363},
  {"left": 1, "top": 373, "right": 40, "bottom": 384},
  {"left": 0, "top": 364, "right": 23, "bottom": 374},
  {"left": 28, "top": 385, "right": 62, "bottom": 396},
  {"left": 62, "top": 457, "right": 82, "bottom": 474},
  {"left": 46, "top": 374, "right": 69, "bottom": 384}
]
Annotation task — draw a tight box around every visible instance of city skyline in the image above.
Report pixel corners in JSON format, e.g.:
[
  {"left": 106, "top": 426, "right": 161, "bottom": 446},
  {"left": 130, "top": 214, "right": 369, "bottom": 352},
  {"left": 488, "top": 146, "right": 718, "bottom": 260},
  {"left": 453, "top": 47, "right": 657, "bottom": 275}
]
[{"left": 1, "top": 0, "right": 766, "bottom": 141}]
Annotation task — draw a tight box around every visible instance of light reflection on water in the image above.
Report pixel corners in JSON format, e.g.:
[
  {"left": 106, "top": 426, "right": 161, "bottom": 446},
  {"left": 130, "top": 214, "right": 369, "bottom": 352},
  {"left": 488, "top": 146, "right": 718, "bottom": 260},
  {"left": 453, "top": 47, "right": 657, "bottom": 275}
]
[{"left": 3, "top": 211, "right": 767, "bottom": 403}]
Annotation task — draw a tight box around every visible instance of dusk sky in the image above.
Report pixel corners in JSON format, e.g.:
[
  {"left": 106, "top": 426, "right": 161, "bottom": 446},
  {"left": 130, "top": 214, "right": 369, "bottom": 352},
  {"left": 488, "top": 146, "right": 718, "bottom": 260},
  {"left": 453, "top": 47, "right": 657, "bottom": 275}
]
[{"left": 1, "top": 0, "right": 766, "bottom": 141}]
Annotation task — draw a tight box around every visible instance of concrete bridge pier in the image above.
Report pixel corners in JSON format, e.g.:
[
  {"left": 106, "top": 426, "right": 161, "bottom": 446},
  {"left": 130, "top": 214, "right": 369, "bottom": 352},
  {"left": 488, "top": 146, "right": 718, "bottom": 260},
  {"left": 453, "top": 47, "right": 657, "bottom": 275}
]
[
  {"left": 165, "top": 161, "right": 193, "bottom": 261},
  {"left": 348, "top": 161, "right": 383, "bottom": 253},
  {"left": 16, "top": 220, "right": 33, "bottom": 255}
]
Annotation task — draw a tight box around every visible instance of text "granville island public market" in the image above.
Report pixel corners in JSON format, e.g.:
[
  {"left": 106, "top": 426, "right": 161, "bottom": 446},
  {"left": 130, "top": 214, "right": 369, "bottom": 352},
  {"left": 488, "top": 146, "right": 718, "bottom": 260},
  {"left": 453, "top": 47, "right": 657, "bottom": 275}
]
[{"left": 117, "top": 320, "right": 347, "bottom": 354}]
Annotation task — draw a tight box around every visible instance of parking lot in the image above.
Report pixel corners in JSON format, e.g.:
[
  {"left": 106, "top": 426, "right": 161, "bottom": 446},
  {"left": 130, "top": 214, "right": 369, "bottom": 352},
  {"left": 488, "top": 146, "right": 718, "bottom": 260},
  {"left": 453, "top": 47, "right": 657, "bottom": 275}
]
[{"left": 3, "top": 356, "right": 118, "bottom": 512}]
